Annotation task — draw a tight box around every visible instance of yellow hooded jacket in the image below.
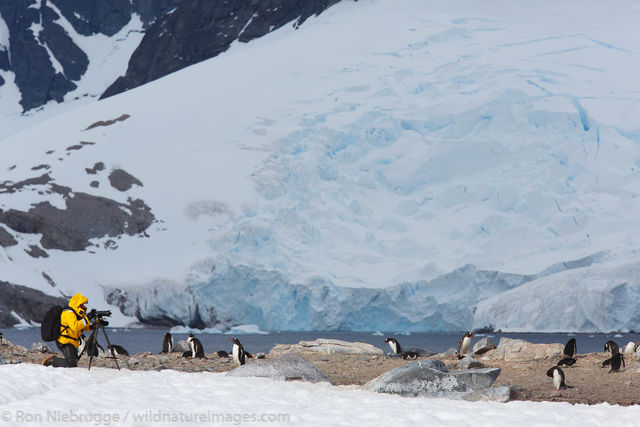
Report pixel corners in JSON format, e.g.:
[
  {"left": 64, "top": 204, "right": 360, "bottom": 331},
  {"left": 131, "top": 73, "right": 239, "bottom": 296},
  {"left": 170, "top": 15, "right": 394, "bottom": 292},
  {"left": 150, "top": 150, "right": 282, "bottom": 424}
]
[{"left": 57, "top": 293, "right": 91, "bottom": 348}]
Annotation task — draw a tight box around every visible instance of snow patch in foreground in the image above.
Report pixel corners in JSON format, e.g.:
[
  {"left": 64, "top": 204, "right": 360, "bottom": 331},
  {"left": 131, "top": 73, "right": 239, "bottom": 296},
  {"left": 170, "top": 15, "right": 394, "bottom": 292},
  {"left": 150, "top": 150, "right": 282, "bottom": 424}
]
[{"left": 0, "top": 364, "right": 639, "bottom": 426}]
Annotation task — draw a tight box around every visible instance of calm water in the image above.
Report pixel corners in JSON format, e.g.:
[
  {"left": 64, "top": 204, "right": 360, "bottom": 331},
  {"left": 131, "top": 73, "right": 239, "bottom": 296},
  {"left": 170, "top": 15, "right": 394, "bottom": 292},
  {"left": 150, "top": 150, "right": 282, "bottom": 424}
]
[{"left": 2, "top": 328, "right": 638, "bottom": 356}]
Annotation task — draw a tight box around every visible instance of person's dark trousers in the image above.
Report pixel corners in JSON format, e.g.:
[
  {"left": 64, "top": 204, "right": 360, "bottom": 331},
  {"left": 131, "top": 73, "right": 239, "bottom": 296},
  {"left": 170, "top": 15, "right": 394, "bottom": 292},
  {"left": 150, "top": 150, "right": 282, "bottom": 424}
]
[{"left": 51, "top": 341, "right": 79, "bottom": 367}]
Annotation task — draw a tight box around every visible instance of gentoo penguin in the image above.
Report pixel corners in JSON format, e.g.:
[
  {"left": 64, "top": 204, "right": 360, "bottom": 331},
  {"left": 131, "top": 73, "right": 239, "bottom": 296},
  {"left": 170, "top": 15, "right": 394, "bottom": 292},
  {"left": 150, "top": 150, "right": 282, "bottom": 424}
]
[
  {"left": 384, "top": 338, "right": 418, "bottom": 360},
  {"left": 604, "top": 340, "right": 619, "bottom": 355},
  {"left": 384, "top": 337, "right": 402, "bottom": 355},
  {"left": 78, "top": 334, "right": 105, "bottom": 357},
  {"left": 187, "top": 333, "right": 205, "bottom": 358},
  {"left": 457, "top": 332, "right": 474, "bottom": 359},
  {"left": 215, "top": 350, "right": 230, "bottom": 358},
  {"left": 229, "top": 337, "right": 248, "bottom": 366},
  {"left": 162, "top": 333, "right": 173, "bottom": 353},
  {"left": 556, "top": 357, "right": 576, "bottom": 367},
  {"left": 623, "top": 341, "right": 638, "bottom": 356},
  {"left": 563, "top": 338, "right": 577, "bottom": 358},
  {"left": 602, "top": 353, "right": 625, "bottom": 373},
  {"left": 107, "top": 344, "right": 130, "bottom": 357},
  {"left": 556, "top": 338, "right": 577, "bottom": 367},
  {"left": 546, "top": 366, "right": 567, "bottom": 390},
  {"left": 0, "top": 331, "right": 3, "bottom": 344}
]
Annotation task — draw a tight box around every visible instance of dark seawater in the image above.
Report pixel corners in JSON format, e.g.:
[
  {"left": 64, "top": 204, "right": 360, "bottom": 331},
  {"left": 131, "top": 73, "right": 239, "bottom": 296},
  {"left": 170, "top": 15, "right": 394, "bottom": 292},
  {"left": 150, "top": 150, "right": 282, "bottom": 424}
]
[{"left": 2, "top": 328, "right": 639, "bottom": 356}]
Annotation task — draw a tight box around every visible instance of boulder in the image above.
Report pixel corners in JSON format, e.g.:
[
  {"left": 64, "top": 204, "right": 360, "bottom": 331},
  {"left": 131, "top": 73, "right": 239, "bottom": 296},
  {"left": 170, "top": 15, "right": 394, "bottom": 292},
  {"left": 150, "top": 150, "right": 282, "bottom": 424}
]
[
  {"left": 462, "top": 386, "right": 511, "bottom": 403},
  {"left": 270, "top": 339, "right": 383, "bottom": 356},
  {"left": 364, "top": 360, "right": 500, "bottom": 398},
  {"left": 481, "top": 338, "right": 563, "bottom": 361},
  {"left": 174, "top": 340, "right": 189, "bottom": 352},
  {"left": 473, "top": 337, "right": 496, "bottom": 355},
  {"left": 31, "top": 342, "right": 53, "bottom": 353},
  {"left": 226, "top": 353, "right": 331, "bottom": 384},
  {"left": 457, "top": 356, "right": 485, "bottom": 369}
]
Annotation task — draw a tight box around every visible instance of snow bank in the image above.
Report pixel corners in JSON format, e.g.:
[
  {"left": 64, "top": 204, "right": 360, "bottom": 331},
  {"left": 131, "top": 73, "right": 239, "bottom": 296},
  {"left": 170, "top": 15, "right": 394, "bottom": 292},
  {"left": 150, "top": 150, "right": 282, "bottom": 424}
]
[{"left": 0, "top": 364, "right": 639, "bottom": 426}]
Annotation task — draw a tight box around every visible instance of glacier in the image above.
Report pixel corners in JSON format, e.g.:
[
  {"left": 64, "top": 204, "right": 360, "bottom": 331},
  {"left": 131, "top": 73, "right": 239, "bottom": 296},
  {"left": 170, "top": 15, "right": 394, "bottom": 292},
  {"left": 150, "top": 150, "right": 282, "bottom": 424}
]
[{"left": 1, "top": 0, "right": 640, "bottom": 332}]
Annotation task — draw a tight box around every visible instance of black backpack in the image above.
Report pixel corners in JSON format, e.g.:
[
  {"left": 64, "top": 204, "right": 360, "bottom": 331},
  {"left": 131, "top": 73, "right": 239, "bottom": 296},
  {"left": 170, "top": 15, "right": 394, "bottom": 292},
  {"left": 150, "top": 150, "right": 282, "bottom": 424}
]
[{"left": 41, "top": 305, "right": 64, "bottom": 342}]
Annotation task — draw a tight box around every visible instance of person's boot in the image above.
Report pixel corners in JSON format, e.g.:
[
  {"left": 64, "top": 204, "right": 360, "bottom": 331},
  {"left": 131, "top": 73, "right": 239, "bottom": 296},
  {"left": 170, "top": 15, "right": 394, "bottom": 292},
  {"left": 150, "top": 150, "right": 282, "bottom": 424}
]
[{"left": 41, "top": 355, "right": 56, "bottom": 366}]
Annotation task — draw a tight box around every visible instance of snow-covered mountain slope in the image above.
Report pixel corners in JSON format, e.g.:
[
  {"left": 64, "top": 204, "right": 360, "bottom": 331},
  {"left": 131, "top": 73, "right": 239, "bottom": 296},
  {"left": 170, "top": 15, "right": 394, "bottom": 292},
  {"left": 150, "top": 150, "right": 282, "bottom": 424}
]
[
  {"left": 2, "top": 0, "right": 640, "bottom": 331},
  {"left": 0, "top": 0, "right": 168, "bottom": 139}
]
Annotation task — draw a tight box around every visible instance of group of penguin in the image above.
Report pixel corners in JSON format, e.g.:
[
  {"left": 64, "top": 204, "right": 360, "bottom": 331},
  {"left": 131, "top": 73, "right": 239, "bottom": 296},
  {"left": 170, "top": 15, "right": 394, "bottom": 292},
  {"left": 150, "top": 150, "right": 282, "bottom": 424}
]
[
  {"left": 546, "top": 338, "right": 637, "bottom": 390},
  {"left": 384, "top": 331, "right": 476, "bottom": 360},
  {"left": 385, "top": 333, "right": 639, "bottom": 392},
  {"left": 77, "top": 335, "right": 130, "bottom": 358},
  {"left": 162, "top": 333, "right": 251, "bottom": 366}
]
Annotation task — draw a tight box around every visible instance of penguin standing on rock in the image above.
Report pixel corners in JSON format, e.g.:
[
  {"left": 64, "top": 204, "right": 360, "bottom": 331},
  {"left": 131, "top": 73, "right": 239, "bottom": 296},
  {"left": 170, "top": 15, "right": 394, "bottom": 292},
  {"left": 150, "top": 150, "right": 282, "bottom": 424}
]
[
  {"left": 457, "top": 332, "right": 474, "bottom": 359},
  {"left": 546, "top": 366, "right": 567, "bottom": 390},
  {"left": 229, "top": 337, "right": 249, "bottom": 366},
  {"left": 162, "top": 333, "right": 173, "bottom": 353},
  {"left": 557, "top": 338, "right": 577, "bottom": 367},
  {"left": 384, "top": 338, "right": 418, "bottom": 360}
]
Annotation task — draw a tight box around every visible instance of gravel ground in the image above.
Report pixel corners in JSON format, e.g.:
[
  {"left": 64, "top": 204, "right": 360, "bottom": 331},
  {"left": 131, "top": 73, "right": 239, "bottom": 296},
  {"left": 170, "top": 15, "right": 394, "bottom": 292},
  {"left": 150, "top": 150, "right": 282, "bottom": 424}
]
[{"left": 4, "top": 342, "right": 639, "bottom": 406}]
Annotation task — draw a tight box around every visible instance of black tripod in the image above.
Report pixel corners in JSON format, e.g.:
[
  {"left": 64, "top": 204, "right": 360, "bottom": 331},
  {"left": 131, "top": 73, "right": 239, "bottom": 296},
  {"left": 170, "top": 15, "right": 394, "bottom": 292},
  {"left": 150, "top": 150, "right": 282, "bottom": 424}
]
[{"left": 79, "top": 317, "right": 120, "bottom": 370}]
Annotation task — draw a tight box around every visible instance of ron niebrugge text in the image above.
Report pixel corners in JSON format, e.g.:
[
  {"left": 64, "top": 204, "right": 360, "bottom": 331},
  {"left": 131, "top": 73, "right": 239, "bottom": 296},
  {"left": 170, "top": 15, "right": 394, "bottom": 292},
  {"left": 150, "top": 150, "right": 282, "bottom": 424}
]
[{"left": 1, "top": 409, "right": 291, "bottom": 425}]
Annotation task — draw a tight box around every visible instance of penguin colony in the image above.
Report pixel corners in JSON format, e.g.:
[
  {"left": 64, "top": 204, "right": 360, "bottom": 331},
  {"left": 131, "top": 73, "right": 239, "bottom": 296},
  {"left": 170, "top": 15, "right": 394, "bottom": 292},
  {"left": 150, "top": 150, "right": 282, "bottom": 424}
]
[{"left": 60, "top": 329, "right": 640, "bottom": 395}]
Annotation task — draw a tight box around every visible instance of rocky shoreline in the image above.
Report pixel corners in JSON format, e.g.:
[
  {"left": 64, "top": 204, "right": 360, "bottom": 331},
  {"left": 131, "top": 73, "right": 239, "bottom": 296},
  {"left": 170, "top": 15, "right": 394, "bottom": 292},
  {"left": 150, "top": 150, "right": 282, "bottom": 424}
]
[{"left": 2, "top": 338, "right": 639, "bottom": 406}]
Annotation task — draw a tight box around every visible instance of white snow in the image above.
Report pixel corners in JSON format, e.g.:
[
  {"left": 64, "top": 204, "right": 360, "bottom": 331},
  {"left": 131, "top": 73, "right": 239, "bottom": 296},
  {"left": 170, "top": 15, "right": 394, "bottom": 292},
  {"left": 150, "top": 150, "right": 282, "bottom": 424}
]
[
  {"left": 1, "top": 0, "right": 640, "bottom": 331},
  {"left": 1, "top": 364, "right": 640, "bottom": 426}
]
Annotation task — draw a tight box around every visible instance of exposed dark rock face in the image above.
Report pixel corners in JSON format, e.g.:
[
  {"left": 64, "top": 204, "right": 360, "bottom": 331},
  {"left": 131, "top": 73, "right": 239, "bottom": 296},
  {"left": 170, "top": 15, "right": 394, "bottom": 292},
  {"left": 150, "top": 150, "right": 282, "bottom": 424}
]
[
  {"left": 0, "top": 1, "right": 180, "bottom": 111},
  {"left": 25, "top": 245, "right": 49, "bottom": 259},
  {"left": 86, "top": 162, "right": 105, "bottom": 175},
  {"left": 0, "top": 192, "right": 154, "bottom": 251},
  {"left": 101, "top": 0, "right": 343, "bottom": 99},
  {"left": 109, "top": 168, "right": 143, "bottom": 191},
  {"left": 0, "top": 226, "right": 17, "bottom": 247},
  {"left": 0, "top": 280, "right": 67, "bottom": 327}
]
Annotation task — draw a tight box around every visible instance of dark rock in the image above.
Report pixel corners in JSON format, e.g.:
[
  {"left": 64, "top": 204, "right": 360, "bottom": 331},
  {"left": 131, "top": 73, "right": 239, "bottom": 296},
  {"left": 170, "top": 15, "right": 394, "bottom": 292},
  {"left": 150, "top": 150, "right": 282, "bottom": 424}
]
[
  {"left": 0, "top": 280, "right": 67, "bottom": 327},
  {"left": 86, "top": 162, "right": 106, "bottom": 174},
  {"left": 364, "top": 361, "right": 500, "bottom": 398},
  {"left": 457, "top": 356, "right": 485, "bottom": 369},
  {"left": 226, "top": 353, "right": 331, "bottom": 383},
  {"left": 462, "top": 385, "right": 511, "bottom": 403},
  {"left": 0, "top": 226, "right": 17, "bottom": 247},
  {"left": 0, "top": 187, "right": 154, "bottom": 251},
  {"left": 0, "top": 174, "right": 52, "bottom": 194},
  {"left": 473, "top": 337, "right": 496, "bottom": 355},
  {"left": 90, "top": 181, "right": 99, "bottom": 188},
  {"left": 109, "top": 169, "right": 143, "bottom": 191},
  {"left": 85, "top": 114, "right": 130, "bottom": 130},
  {"left": 31, "top": 164, "right": 51, "bottom": 171},
  {"left": 31, "top": 342, "right": 54, "bottom": 353},
  {"left": 101, "top": 0, "right": 343, "bottom": 99},
  {"left": 25, "top": 245, "right": 49, "bottom": 258},
  {"left": 41, "top": 272, "right": 57, "bottom": 287}
]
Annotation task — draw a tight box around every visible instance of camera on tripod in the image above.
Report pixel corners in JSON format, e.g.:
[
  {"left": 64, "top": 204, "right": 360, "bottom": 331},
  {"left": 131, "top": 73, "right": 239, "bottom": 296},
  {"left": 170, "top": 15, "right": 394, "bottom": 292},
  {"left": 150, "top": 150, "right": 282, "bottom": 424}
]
[{"left": 87, "top": 309, "right": 112, "bottom": 328}]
